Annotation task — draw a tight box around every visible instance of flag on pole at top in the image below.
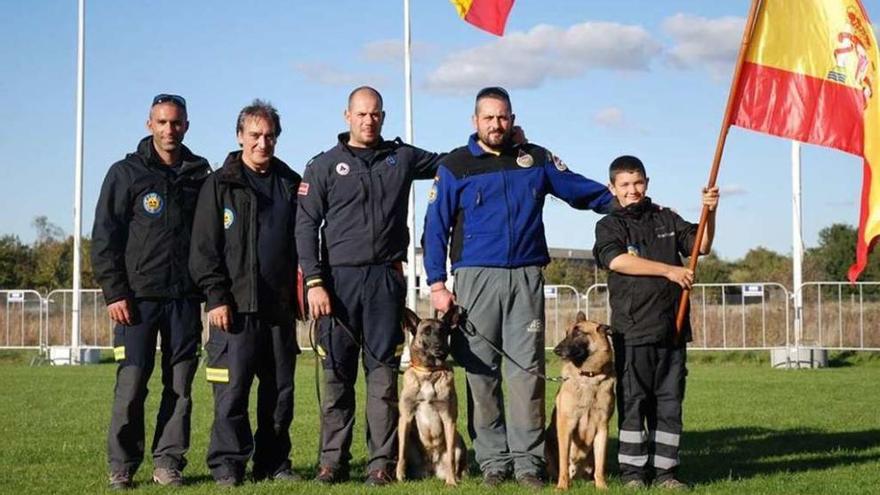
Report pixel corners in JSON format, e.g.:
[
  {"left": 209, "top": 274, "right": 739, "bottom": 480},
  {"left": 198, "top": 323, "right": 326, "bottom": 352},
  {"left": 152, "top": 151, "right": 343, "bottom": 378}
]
[
  {"left": 449, "top": 0, "right": 515, "bottom": 36},
  {"left": 728, "top": 0, "right": 880, "bottom": 281}
]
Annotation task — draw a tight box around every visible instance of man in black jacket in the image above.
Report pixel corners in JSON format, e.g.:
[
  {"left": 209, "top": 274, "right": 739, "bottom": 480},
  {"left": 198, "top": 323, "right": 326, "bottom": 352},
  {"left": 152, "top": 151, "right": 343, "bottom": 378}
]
[
  {"left": 92, "top": 94, "right": 211, "bottom": 489},
  {"left": 189, "top": 100, "right": 302, "bottom": 486},
  {"left": 295, "top": 86, "right": 443, "bottom": 486}
]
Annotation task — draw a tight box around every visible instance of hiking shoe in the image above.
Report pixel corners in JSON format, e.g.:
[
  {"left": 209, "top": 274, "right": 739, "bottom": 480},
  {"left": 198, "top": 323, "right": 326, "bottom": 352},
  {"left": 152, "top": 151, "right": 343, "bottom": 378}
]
[
  {"left": 656, "top": 478, "right": 690, "bottom": 490},
  {"left": 215, "top": 475, "right": 241, "bottom": 487},
  {"left": 108, "top": 471, "right": 132, "bottom": 490},
  {"left": 271, "top": 468, "right": 302, "bottom": 481},
  {"left": 364, "top": 468, "right": 394, "bottom": 486},
  {"left": 315, "top": 465, "right": 348, "bottom": 484},
  {"left": 624, "top": 479, "right": 647, "bottom": 489},
  {"left": 483, "top": 471, "right": 506, "bottom": 487},
  {"left": 516, "top": 472, "right": 544, "bottom": 489},
  {"left": 152, "top": 467, "right": 183, "bottom": 487}
]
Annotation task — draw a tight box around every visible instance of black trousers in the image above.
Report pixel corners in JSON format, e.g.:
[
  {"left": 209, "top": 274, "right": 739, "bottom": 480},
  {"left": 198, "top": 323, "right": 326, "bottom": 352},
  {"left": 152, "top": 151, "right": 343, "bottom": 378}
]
[
  {"left": 316, "top": 264, "right": 406, "bottom": 473},
  {"left": 205, "top": 313, "right": 298, "bottom": 481},
  {"left": 107, "top": 298, "right": 201, "bottom": 475},
  {"left": 613, "top": 334, "right": 687, "bottom": 483}
]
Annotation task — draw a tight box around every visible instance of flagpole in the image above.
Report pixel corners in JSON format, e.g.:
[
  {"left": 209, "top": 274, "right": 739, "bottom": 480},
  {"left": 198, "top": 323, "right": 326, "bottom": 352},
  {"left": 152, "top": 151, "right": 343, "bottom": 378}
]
[
  {"left": 675, "top": 0, "right": 764, "bottom": 334},
  {"left": 791, "top": 140, "right": 804, "bottom": 365},
  {"left": 402, "top": 0, "right": 415, "bottom": 366},
  {"left": 71, "top": 0, "right": 86, "bottom": 364}
]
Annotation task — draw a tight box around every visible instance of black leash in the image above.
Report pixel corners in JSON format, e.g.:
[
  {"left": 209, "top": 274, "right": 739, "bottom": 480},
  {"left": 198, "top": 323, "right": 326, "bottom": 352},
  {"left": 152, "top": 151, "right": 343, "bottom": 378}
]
[{"left": 457, "top": 311, "right": 567, "bottom": 383}]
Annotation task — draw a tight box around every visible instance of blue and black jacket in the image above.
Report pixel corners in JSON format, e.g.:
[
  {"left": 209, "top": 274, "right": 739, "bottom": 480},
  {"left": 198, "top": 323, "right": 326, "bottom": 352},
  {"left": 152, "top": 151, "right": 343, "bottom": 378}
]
[{"left": 423, "top": 134, "right": 613, "bottom": 284}]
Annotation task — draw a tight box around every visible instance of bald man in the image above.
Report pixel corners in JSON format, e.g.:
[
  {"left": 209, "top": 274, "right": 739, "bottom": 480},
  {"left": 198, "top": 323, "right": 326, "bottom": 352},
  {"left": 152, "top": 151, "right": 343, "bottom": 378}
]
[{"left": 295, "top": 86, "right": 444, "bottom": 486}]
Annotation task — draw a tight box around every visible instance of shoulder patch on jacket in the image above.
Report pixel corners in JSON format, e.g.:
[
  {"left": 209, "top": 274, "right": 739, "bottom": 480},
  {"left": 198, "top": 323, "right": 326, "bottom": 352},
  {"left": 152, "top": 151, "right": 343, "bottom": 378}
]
[{"left": 298, "top": 182, "right": 310, "bottom": 196}]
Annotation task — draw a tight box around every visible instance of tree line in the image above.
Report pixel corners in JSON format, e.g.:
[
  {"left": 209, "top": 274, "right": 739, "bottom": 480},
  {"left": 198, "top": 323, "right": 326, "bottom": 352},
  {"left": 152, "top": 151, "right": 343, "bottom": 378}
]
[
  {"left": 0, "top": 217, "right": 876, "bottom": 293},
  {"left": 544, "top": 223, "right": 879, "bottom": 291}
]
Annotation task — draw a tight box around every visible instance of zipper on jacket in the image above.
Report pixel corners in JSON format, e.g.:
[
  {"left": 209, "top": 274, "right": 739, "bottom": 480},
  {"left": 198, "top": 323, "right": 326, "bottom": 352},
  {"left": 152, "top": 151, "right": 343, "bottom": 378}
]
[
  {"left": 502, "top": 169, "right": 514, "bottom": 266},
  {"left": 247, "top": 190, "right": 258, "bottom": 312}
]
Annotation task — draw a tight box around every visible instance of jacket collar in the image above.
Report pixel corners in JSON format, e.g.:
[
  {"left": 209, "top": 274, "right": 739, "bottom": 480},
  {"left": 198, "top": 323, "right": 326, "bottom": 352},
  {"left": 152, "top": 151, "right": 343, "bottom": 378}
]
[
  {"left": 619, "top": 197, "right": 655, "bottom": 218},
  {"left": 334, "top": 132, "right": 398, "bottom": 158}
]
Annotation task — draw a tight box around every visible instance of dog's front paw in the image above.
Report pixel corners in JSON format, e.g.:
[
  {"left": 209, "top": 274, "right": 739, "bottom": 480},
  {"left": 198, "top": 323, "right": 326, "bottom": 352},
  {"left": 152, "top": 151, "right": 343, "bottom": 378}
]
[
  {"left": 445, "top": 477, "right": 458, "bottom": 487},
  {"left": 595, "top": 478, "right": 608, "bottom": 490},
  {"left": 396, "top": 464, "right": 406, "bottom": 482}
]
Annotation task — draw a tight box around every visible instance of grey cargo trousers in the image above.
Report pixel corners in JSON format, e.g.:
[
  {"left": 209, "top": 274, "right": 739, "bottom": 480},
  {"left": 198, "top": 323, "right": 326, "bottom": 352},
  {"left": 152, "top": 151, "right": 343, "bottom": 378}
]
[{"left": 450, "top": 266, "right": 546, "bottom": 478}]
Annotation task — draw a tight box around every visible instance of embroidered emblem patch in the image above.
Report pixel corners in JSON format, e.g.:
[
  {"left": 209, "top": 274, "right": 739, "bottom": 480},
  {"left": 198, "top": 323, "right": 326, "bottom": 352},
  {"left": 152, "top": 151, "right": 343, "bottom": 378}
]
[
  {"left": 427, "top": 184, "right": 438, "bottom": 204},
  {"left": 336, "top": 162, "right": 350, "bottom": 176},
  {"left": 516, "top": 151, "right": 534, "bottom": 168},
  {"left": 551, "top": 153, "right": 568, "bottom": 172},
  {"left": 223, "top": 208, "right": 235, "bottom": 230},
  {"left": 386, "top": 155, "right": 397, "bottom": 166},
  {"left": 627, "top": 244, "right": 640, "bottom": 257},
  {"left": 298, "top": 182, "right": 310, "bottom": 196},
  {"left": 142, "top": 192, "right": 163, "bottom": 215}
]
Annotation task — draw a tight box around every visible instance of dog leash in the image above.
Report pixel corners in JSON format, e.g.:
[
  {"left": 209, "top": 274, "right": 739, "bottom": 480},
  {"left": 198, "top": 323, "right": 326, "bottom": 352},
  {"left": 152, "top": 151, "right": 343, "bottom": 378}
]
[{"left": 458, "top": 315, "right": 568, "bottom": 383}]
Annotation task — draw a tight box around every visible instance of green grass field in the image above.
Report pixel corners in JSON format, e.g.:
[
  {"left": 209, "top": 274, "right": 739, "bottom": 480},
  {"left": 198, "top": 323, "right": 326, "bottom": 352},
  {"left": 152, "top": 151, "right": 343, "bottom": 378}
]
[{"left": 0, "top": 350, "right": 878, "bottom": 494}]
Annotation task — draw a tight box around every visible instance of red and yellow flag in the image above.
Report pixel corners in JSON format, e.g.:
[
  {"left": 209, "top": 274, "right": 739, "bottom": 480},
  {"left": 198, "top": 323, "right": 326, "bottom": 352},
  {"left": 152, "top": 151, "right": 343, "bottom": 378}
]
[
  {"left": 730, "top": 0, "right": 880, "bottom": 281},
  {"left": 449, "top": 0, "right": 515, "bottom": 36}
]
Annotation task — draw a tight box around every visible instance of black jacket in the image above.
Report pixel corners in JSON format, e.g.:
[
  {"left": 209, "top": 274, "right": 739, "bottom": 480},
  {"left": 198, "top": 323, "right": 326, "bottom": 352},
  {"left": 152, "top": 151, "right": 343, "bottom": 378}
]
[
  {"left": 189, "top": 152, "right": 302, "bottom": 319},
  {"left": 91, "top": 136, "right": 211, "bottom": 303},
  {"left": 593, "top": 198, "right": 697, "bottom": 345},
  {"left": 295, "top": 133, "right": 441, "bottom": 282}
]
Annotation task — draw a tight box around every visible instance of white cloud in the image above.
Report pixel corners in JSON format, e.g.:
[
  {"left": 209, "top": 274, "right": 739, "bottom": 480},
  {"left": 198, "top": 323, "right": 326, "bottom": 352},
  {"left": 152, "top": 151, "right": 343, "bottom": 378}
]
[
  {"left": 663, "top": 13, "right": 744, "bottom": 78},
  {"left": 424, "top": 22, "right": 662, "bottom": 93},
  {"left": 719, "top": 184, "right": 748, "bottom": 196},
  {"left": 361, "top": 39, "right": 435, "bottom": 63},
  {"left": 594, "top": 107, "right": 624, "bottom": 128},
  {"left": 293, "top": 62, "right": 384, "bottom": 87}
]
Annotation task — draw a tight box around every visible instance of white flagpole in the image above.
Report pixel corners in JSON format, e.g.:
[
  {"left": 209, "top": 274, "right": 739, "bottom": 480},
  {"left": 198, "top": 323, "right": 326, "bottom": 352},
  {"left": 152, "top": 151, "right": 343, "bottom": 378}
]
[
  {"left": 791, "top": 141, "right": 803, "bottom": 366},
  {"left": 71, "top": 0, "right": 86, "bottom": 364},
  {"left": 402, "top": 0, "right": 416, "bottom": 368}
]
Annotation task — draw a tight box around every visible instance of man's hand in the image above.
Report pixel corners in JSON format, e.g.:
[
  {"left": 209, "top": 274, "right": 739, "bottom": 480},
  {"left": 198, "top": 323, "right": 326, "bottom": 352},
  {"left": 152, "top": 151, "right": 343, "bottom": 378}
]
[
  {"left": 702, "top": 186, "right": 720, "bottom": 211},
  {"left": 430, "top": 282, "right": 455, "bottom": 313},
  {"left": 665, "top": 266, "right": 695, "bottom": 289},
  {"left": 107, "top": 299, "right": 132, "bottom": 326},
  {"left": 208, "top": 305, "right": 232, "bottom": 332},
  {"left": 308, "top": 286, "right": 332, "bottom": 320}
]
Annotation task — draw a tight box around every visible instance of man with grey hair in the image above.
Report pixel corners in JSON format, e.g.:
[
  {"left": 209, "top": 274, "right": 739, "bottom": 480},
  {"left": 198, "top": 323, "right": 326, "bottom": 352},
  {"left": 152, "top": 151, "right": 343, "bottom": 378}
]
[{"left": 190, "top": 99, "right": 302, "bottom": 486}]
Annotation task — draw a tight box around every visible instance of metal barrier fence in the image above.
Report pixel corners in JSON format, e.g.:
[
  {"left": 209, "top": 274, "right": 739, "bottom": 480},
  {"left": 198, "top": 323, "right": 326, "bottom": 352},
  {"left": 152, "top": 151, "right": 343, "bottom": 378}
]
[
  {"left": 2, "top": 282, "right": 877, "bottom": 353},
  {"left": 0, "top": 290, "right": 44, "bottom": 349},
  {"left": 585, "top": 283, "right": 792, "bottom": 350},
  {"left": 797, "top": 282, "right": 880, "bottom": 350}
]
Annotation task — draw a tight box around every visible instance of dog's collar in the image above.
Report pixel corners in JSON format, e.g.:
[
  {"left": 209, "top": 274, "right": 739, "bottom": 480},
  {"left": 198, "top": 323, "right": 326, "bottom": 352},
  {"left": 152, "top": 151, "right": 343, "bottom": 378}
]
[
  {"left": 410, "top": 363, "right": 450, "bottom": 373},
  {"left": 578, "top": 370, "right": 605, "bottom": 378}
]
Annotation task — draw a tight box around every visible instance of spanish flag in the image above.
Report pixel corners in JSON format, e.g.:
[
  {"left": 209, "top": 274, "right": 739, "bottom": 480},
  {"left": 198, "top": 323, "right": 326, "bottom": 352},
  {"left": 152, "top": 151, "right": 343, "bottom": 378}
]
[
  {"left": 449, "top": 0, "right": 515, "bottom": 36},
  {"left": 730, "top": 0, "right": 880, "bottom": 281}
]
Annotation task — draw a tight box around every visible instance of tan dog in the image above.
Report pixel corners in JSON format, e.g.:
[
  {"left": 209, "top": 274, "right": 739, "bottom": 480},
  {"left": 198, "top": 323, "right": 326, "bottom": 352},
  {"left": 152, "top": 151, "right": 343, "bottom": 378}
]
[
  {"left": 396, "top": 308, "right": 466, "bottom": 486},
  {"left": 545, "top": 312, "right": 616, "bottom": 490}
]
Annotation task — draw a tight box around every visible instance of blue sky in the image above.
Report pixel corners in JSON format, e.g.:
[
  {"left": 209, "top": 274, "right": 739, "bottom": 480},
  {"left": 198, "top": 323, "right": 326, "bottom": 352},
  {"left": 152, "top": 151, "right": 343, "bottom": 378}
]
[{"left": 2, "top": 0, "right": 878, "bottom": 263}]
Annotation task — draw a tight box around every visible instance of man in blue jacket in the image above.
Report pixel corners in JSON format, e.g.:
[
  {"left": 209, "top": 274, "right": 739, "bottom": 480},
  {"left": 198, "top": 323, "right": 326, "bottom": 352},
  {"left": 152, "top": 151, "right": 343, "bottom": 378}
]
[{"left": 424, "top": 87, "right": 612, "bottom": 488}]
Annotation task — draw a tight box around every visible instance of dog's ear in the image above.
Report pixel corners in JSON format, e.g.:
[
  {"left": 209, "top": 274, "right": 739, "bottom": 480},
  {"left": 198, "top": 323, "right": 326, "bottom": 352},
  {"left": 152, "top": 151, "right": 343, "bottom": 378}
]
[
  {"left": 597, "top": 323, "right": 611, "bottom": 336},
  {"left": 401, "top": 308, "right": 421, "bottom": 336},
  {"left": 441, "top": 305, "right": 462, "bottom": 328},
  {"left": 576, "top": 311, "right": 587, "bottom": 323}
]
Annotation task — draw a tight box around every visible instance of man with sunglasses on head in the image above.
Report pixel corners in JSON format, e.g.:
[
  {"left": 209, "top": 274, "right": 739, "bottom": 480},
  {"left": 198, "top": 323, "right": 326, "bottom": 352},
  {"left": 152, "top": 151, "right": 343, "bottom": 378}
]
[
  {"left": 92, "top": 94, "right": 211, "bottom": 490},
  {"left": 423, "top": 87, "right": 613, "bottom": 488}
]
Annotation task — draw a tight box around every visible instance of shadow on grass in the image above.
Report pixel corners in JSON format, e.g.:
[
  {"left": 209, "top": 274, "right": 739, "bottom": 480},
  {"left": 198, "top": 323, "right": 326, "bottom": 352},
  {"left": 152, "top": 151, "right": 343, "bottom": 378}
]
[{"left": 682, "top": 427, "right": 880, "bottom": 483}]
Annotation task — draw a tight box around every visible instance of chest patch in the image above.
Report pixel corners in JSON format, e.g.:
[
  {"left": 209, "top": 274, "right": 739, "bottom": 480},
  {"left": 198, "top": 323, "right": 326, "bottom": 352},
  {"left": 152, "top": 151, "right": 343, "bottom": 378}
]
[
  {"left": 386, "top": 155, "right": 397, "bottom": 166},
  {"left": 516, "top": 150, "right": 534, "bottom": 168},
  {"left": 223, "top": 208, "right": 235, "bottom": 230},
  {"left": 142, "top": 192, "right": 163, "bottom": 216},
  {"left": 627, "top": 244, "right": 641, "bottom": 257},
  {"left": 336, "top": 162, "right": 351, "bottom": 176},
  {"left": 427, "top": 183, "right": 438, "bottom": 204}
]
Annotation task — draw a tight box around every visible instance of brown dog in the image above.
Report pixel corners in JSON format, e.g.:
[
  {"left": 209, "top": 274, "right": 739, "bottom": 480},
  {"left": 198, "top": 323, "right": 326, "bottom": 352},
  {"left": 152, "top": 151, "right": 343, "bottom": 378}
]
[
  {"left": 545, "top": 312, "right": 616, "bottom": 490},
  {"left": 396, "top": 308, "right": 466, "bottom": 486}
]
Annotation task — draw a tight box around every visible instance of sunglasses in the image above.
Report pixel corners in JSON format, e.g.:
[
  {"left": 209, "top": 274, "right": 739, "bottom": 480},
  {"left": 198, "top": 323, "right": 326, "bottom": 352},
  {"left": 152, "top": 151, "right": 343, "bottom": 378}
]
[{"left": 152, "top": 93, "right": 187, "bottom": 109}]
